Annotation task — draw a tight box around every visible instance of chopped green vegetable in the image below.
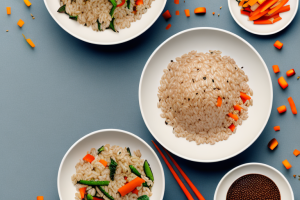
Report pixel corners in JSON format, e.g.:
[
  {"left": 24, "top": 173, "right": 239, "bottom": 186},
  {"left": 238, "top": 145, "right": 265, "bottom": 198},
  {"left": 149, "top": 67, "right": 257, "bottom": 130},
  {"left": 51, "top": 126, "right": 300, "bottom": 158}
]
[
  {"left": 127, "top": 147, "right": 132, "bottom": 157},
  {"left": 127, "top": 0, "right": 130, "bottom": 9},
  {"left": 137, "top": 195, "right": 149, "bottom": 200},
  {"left": 109, "top": 18, "right": 117, "bottom": 32},
  {"left": 129, "top": 165, "right": 141, "bottom": 177},
  {"left": 57, "top": 5, "right": 66, "bottom": 13},
  {"left": 98, "top": 146, "right": 105, "bottom": 154},
  {"left": 142, "top": 182, "right": 149, "bottom": 187},
  {"left": 109, "top": 158, "right": 118, "bottom": 181},
  {"left": 97, "top": 20, "right": 102, "bottom": 31},
  {"left": 78, "top": 180, "right": 110, "bottom": 186},
  {"left": 86, "top": 194, "right": 93, "bottom": 200},
  {"left": 109, "top": 0, "right": 117, "bottom": 17},
  {"left": 143, "top": 160, "right": 154, "bottom": 181},
  {"left": 98, "top": 186, "right": 114, "bottom": 200},
  {"left": 69, "top": 15, "right": 78, "bottom": 21}
]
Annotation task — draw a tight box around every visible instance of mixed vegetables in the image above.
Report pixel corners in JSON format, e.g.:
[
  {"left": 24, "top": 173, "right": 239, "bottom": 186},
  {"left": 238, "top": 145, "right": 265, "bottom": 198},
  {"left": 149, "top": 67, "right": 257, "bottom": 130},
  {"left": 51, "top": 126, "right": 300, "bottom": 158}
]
[{"left": 76, "top": 145, "right": 154, "bottom": 200}]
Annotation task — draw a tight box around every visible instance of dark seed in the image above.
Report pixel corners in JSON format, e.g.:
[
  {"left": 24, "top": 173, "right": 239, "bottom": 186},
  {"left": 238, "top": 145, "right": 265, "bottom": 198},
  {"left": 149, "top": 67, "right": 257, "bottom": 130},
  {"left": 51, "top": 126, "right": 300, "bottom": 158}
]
[
  {"left": 171, "top": 60, "right": 173, "bottom": 62},
  {"left": 203, "top": 77, "right": 206, "bottom": 80},
  {"left": 188, "top": 98, "right": 190, "bottom": 101},
  {"left": 165, "top": 121, "right": 168, "bottom": 125},
  {"left": 241, "top": 66, "right": 244, "bottom": 69},
  {"left": 196, "top": 93, "right": 198, "bottom": 95},
  {"left": 212, "top": 79, "right": 214, "bottom": 82}
]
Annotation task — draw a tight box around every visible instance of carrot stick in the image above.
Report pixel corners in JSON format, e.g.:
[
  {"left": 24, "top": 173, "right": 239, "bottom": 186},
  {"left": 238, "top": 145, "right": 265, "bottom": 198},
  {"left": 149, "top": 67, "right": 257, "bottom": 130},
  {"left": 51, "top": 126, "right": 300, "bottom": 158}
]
[
  {"left": 240, "top": 92, "right": 251, "bottom": 101},
  {"left": 286, "top": 69, "right": 295, "bottom": 77},
  {"left": 152, "top": 141, "right": 194, "bottom": 200},
  {"left": 234, "top": 105, "right": 243, "bottom": 111},
  {"left": 216, "top": 97, "right": 222, "bottom": 107},
  {"left": 259, "top": 13, "right": 279, "bottom": 20},
  {"left": 278, "top": 76, "right": 288, "bottom": 89},
  {"left": 249, "top": 9, "right": 270, "bottom": 20},
  {"left": 244, "top": 7, "right": 252, "bottom": 12},
  {"left": 241, "top": 10, "right": 250, "bottom": 16},
  {"left": 274, "top": 40, "right": 283, "bottom": 49},
  {"left": 83, "top": 154, "right": 95, "bottom": 163},
  {"left": 260, "top": 0, "right": 278, "bottom": 12},
  {"left": 118, "top": 177, "right": 145, "bottom": 196},
  {"left": 239, "top": 0, "right": 246, "bottom": 6},
  {"left": 248, "top": 0, "right": 259, "bottom": 6},
  {"left": 268, "top": 138, "right": 278, "bottom": 150},
  {"left": 79, "top": 187, "right": 87, "bottom": 199},
  {"left": 229, "top": 124, "right": 235, "bottom": 132},
  {"left": 267, "top": 5, "right": 290, "bottom": 17},
  {"left": 282, "top": 159, "right": 292, "bottom": 169},
  {"left": 162, "top": 10, "right": 172, "bottom": 20},
  {"left": 6, "top": 7, "right": 11, "bottom": 15},
  {"left": 194, "top": 7, "right": 206, "bottom": 14},
  {"left": 174, "top": 0, "right": 179, "bottom": 4},
  {"left": 22, "top": 34, "right": 36, "bottom": 48},
  {"left": 24, "top": 0, "right": 32, "bottom": 7},
  {"left": 293, "top": 149, "right": 300, "bottom": 157},
  {"left": 272, "top": 65, "right": 280, "bottom": 73},
  {"left": 287, "top": 97, "right": 297, "bottom": 114},
  {"left": 37, "top": 197, "right": 44, "bottom": 200},
  {"left": 136, "top": 0, "right": 143, "bottom": 5},
  {"left": 273, "top": 16, "right": 282, "bottom": 23},
  {"left": 273, "top": 126, "right": 280, "bottom": 131},
  {"left": 184, "top": 9, "right": 190, "bottom": 17},
  {"left": 254, "top": 18, "right": 273, "bottom": 24},
  {"left": 268, "top": 0, "right": 289, "bottom": 15},
  {"left": 228, "top": 113, "right": 239, "bottom": 121},
  {"left": 99, "top": 159, "right": 108, "bottom": 167},
  {"left": 166, "top": 24, "right": 172, "bottom": 30},
  {"left": 163, "top": 148, "right": 205, "bottom": 200},
  {"left": 277, "top": 105, "right": 286, "bottom": 114}
]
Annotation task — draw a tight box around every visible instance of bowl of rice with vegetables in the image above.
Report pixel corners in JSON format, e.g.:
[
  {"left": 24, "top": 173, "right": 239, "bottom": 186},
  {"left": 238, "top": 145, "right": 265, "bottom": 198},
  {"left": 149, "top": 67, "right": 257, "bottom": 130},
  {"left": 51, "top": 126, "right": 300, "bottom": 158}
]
[{"left": 58, "top": 129, "right": 164, "bottom": 200}]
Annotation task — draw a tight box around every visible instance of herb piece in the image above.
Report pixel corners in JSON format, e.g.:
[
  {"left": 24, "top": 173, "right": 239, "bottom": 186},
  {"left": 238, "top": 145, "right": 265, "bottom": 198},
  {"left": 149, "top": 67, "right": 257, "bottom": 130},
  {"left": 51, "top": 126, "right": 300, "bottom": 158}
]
[
  {"left": 97, "top": 186, "right": 114, "bottom": 200},
  {"left": 127, "top": 0, "right": 130, "bottom": 9},
  {"left": 109, "top": 0, "right": 117, "bottom": 17},
  {"left": 129, "top": 165, "right": 141, "bottom": 177},
  {"left": 127, "top": 147, "right": 132, "bottom": 156},
  {"left": 109, "top": 158, "right": 118, "bottom": 181},
  {"left": 98, "top": 146, "right": 105, "bottom": 154},
  {"left": 69, "top": 15, "right": 78, "bottom": 21},
  {"left": 86, "top": 194, "right": 93, "bottom": 200},
  {"left": 78, "top": 180, "right": 110, "bottom": 186},
  {"left": 218, "top": 13, "right": 220, "bottom": 16},
  {"left": 143, "top": 160, "right": 154, "bottom": 181},
  {"left": 97, "top": 20, "right": 102, "bottom": 31},
  {"left": 109, "top": 18, "right": 118, "bottom": 32},
  {"left": 137, "top": 195, "right": 150, "bottom": 200},
  {"left": 57, "top": 5, "right": 66, "bottom": 13}
]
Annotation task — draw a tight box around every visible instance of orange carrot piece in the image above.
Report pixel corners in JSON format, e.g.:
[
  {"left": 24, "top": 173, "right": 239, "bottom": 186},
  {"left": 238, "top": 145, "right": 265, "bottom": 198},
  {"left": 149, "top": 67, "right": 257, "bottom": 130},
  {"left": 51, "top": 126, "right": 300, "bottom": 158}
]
[
  {"left": 212, "top": 12, "right": 215, "bottom": 15},
  {"left": 174, "top": 0, "right": 179, "bottom": 4},
  {"left": 241, "top": 10, "right": 250, "bottom": 16},
  {"left": 118, "top": 177, "right": 145, "bottom": 196},
  {"left": 286, "top": 69, "right": 295, "bottom": 77},
  {"left": 293, "top": 149, "right": 300, "bottom": 157},
  {"left": 249, "top": 9, "right": 270, "bottom": 20},
  {"left": 17, "top": 19, "right": 25, "bottom": 27},
  {"left": 268, "top": 138, "right": 278, "bottom": 150},
  {"left": 162, "top": 10, "right": 172, "bottom": 20},
  {"left": 175, "top": 10, "right": 180, "bottom": 15},
  {"left": 243, "top": 2, "right": 249, "bottom": 7},
  {"left": 229, "top": 124, "right": 235, "bottom": 132},
  {"left": 239, "top": 0, "right": 246, "bottom": 6},
  {"left": 244, "top": 7, "right": 252, "bottom": 12},
  {"left": 250, "top": 0, "right": 270, "bottom": 17},
  {"left": 83, "top": 154, "right": 95, "bottom": 163},
  {"left": 272, "top": 65, "right": 280, "bottom": 73},
  {"left": 194, "top": 7, "right": 206, "bottom": 14},
  {"left": 268, "top": 5, "right": 290, "bottom": 17},
  {"left": 37, "top": 197, "right": 44, "bottom": 200},
  {"left": 163, "top": 148, "right": 205, "bottom": 200},
  {"left": 240, "top": 92, "right": 251, "bottom": 101},
  {"left": 278, "top": 77, "right": 288, "bottom": 89},
  {"left": 99, "top": 159, "right": 108, "bottom": 167},
  {"left": 273, "top": 16, "right": 282, "bottom": 23},
  {"left": 274, "top": 40, "right": 283, "bottom": 49},
  {"left": 26, "top": 39, "right": 35, "bottom": 48},
  {"left": 268, "top": 0, "right": 289, "bottom": 15},
  {"left": 132, "top": 188, "right": 139, "bottom": 195},
  {"left": 151, "top": 141, "right": 194, "bottom": 200},
  {"left": 254, "top": 19, "right": 273, "bottom": 24},
  {"left": 24, "top": 0, "right": 32, "bottom": 7},
  {"left": 287, "top": 97, "right": 297, "bottom": 114},
  {"left": 260, "top": 0, "right": 278, "bottom": 12},
  {"left": 79, "top": 187, "right": 87, "bottom": 199},
  {"left": 234, "top": 105, "right": 243, "bottom": 111},
  {"left": 6, "top": 7, "right": 11, "bottom": 15},
  {"left": 228, "top": 113, "right": 239, "bottom": 121},
  {"left": 136, "top": 0, "right": 143, "bottom": 5},
  {"left": 274, "top": 126, "right": 280, "bottom": 131},
  {"left": 260, "top": 13, "right": 279, "bottom": 20},
  {"left": 277, "top": 105, "right": 287, "bottom": 114},
  {"left": 216, "top": 97, "right": 222, "bottom": 107},
  {"left": 258, "top": 0, "right": 266, "bottom": 4},
  {"left": 184, "top": 9, "right": 190, "bottom": 17},
  {"left": 248, "top": 0, "right": 259, "bottom": 6},
  {"left": 166, "top": 24, "right": 171, "bottom": 30},
  {"left": 282, "top": 159, "right": 292, "bottom": 169}
]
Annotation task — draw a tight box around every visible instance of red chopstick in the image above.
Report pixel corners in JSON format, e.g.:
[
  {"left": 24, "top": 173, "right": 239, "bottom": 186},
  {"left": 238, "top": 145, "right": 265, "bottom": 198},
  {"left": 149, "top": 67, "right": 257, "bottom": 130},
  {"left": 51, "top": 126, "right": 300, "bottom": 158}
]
[
  {"left": 152, "top": 141, "right": 194, "bottom": 200},
  {"left": 163, "top": 148, "right": 205, "bottom": 200}
]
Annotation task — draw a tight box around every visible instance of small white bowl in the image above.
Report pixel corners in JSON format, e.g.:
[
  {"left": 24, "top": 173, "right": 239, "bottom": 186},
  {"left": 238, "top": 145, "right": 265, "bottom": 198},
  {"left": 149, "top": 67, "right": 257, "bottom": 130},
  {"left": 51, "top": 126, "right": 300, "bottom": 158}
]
[
  {"left": 44, "top": 0, "right": 166, "bottom": 45},
  {"left": 57, "top": 129, "right": 165, "bottom": 200},
  {"left": 228, "top": 0, "right": 298, "bottom": 35},
  {"left": 214, "top": 163, "right": 294, "bottom": 199}
]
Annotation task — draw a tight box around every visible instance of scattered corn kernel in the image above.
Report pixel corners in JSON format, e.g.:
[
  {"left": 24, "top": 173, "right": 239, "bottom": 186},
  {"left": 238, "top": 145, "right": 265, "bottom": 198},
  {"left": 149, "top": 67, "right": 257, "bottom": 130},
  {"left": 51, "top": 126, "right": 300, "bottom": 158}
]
[{"left": 22, "top": 34, "right": 35, "bottom": 48}]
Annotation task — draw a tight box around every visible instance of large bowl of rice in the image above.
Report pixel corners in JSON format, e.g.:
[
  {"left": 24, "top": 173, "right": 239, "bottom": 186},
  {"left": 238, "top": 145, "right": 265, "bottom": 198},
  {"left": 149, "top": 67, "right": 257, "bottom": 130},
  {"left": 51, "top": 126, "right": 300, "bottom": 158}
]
[{"left": 139, "top": 28, "right": 273, "bottom": 163}]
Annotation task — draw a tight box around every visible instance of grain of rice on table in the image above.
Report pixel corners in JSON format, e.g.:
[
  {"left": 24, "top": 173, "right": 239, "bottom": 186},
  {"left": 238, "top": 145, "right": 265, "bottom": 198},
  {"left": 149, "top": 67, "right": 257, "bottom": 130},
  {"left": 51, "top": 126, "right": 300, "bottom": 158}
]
[
  {"left": 60, "top": 0, "right": 154, "bottom": 32},
  {"left": 158, "top": 50, "right": 253, "bottom": 145},
  {"left": 72, "top": 144, "right": 153, "bottom": 200}
]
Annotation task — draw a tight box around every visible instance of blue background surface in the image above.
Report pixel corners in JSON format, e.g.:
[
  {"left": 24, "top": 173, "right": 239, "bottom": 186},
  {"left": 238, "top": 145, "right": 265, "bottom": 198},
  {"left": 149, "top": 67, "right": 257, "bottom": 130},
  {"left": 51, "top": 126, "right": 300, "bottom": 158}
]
[{"left": 1, "top": 0, "right": 300, "bottom": 199}]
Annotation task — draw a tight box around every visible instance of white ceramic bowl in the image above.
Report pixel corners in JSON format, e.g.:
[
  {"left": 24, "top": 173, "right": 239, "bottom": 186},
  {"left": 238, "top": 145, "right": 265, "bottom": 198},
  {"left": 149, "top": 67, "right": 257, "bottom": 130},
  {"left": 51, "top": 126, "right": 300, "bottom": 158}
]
[
  {"left": 214, "top": 163, "right": 294, "bottom": 199},
  {"left": 139, "top": 28, "right": 273, "bottom": 163},
  {"left": 58, "top": 129, "right": 165, "bottom": 200},
  {"left": 228, "top": 0, "right": 298, "bottom": 35},
  {"left": 44, "top": 0, "right": 166, "bottom": 45}
]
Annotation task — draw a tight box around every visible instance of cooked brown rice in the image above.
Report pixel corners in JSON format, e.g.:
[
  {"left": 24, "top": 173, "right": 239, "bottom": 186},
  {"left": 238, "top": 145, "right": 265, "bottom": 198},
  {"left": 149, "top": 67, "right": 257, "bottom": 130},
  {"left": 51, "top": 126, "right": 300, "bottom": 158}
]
[
  {"left": 60, "top": 0, "right": 154, "bottom": 32},
  {"left": 72, "top": 144, "right": 153, "bottom": 200},
  {"left": 157, "top": 50, "right": 253, "bottom": 145}
]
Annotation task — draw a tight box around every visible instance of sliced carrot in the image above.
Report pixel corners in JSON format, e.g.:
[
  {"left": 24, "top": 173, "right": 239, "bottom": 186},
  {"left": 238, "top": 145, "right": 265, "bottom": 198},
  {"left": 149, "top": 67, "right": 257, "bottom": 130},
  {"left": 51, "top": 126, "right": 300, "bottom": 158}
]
[
  {"left": 273, "top": 126, "right": 280, "bottom": 131},
  {"left": 99, "top": 159, "right": 108, "bottom": 167},
  {"left": 267, "top": 5, "right": 290, "bottom": 17},
  {"left": 260, "top": 0, "right": 279, "bottom": 12},
  {"left": 272, "top": 65, "right": 280, "bottom": 73},
  {"left": 254, "top": 18, "right": 273, "bottom": 24},
  {"left": 174, "top": 0, "right": 179, "bottom": 4},
  {"left": 241, "top": 10, "right": 250, "bottom": 16},
  {"left": 24, "top": 0, "right": 32, "bottom": 7},
  {"left": 212, "top": 12, "right": 215, "bottom": 15},
  {"left": 136, "top": 0, "right": 143, "bottom": 5},
  {"left": 37, "top": 197, "right": 44, "bottom": 200},
  {"left": 83, "top": 154, "right": 95, "bottom": 163},
  {"left": 273, "top": 16, "right": 282, "bottom": 23},
  {"left": 282, "top": 159, "right": 292, "bottom": 169},
  {"left": 118, "top": 177, "right": 145, "bottom": 196},
  {"left": 162, "top": 10, "right": 172, "bottom": 20},
  {"left": 17, "top": 19, "right": 25, "bottom": 27},
  {"left": 240, "top": 92, "right": 251, "bottom": 102},
  {"left": 248, "top": 0, "right": 259, "bottom": 6},
  {"left": 286, "top": 69, "right": 295, "bottom": 77},
  {"left": 132, "top": 188, "right": 139, "bottom": 195},
  {"left": 229, "top": 124, "right": 235, "bottom": 132},
  {"left": 293, "top": 149, "right": 300, "bottom": 157},
  {"left": 184, "top": 9, "right": 190, "bottom": 17},
  {"left": 243, "top": 2, "right": 249, "bottom": 7},
  {"left": 166, "top": 24, "right": 171, "bottom": 30},
  {"left": 244, "top": 7, "right": 252, "bottom": 12},
  {"left": 79, "top": 187, "right": 87, "bottom": 199},
  {"left": 260, "top": 13, "right": 279, "bottom": 20},
  {"left": 277, "top": 105, "right": 286, "bottom": 114},
  {"left": 194, "top": 7, "right": 206, "bottom": 14},
  {"left": 6, "top": 7, "right": 11, "bottom": 15},
  {"left": 287, "top": 97, "right": 297, "bottom": 114},
  {"left": 278, "top": 77, "right": 288, "bottom": 89},
  {"left": 239, "top": 0, "right": 246, "bottom": 6},
  {"left": 249, "top": 9, "right": 270, "bottom": 20},
  {"left": 274, "top": 40, "right": 283, "bottom": 49},
  {"left": 175, "top": 10, "right": 180, "bottom": 15},
  {"left": 216, "top": 97, "right": 222, "bottom": 107},
  {"left": 268, "top": 0, "right": 289, "bottom": 15},
  {"left": 234, "top": 105, "right": 243, "bottom": 111},
  {"left": 268, "top": 138, "right": 278, "bottom": 150},
  {"left": 228, "top": 113, "right": 239, "bottom": 121},
  {"left": 22, "top": 34, "right": 36, "bottom": 48},
  {"left": 250, "top": 0, "right": 270, "bottom": 17},
  {"left": 258, "top": 0, "right": 266, "bottom": 3}
]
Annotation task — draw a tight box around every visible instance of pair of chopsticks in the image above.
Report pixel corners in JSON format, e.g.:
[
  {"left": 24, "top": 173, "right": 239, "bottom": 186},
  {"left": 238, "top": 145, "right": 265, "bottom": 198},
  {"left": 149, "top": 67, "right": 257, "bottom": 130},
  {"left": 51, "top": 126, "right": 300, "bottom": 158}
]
[{"left": 152, "top": 141, "right": 205, "bottom": 200}]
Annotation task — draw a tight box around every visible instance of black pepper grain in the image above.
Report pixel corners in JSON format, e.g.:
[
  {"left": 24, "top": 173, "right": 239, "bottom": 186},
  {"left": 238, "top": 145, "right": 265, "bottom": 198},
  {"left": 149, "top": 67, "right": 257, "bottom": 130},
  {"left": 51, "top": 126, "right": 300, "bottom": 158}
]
[
  {"left": 212, "top": 79, "right": 214, "bottom": 82},
  {"left": 165, "top": 121, "right": 168, "bottom": 125},
  {"left": 203, "top": 77, "right": 206, "bottom": 80}
]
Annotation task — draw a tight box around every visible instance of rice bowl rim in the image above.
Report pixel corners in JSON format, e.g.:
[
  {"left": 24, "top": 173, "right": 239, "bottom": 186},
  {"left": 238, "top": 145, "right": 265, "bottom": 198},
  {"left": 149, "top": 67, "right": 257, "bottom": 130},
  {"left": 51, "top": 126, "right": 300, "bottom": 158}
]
[
  {"left": 138, "top": 27, "right": 273, "bottom": 163},
  {"left": 44, "top": 0, "right": 167, "bottom": 45},
  {"left": 57, "top": 129, "right": 165, "bottom": 200}
]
